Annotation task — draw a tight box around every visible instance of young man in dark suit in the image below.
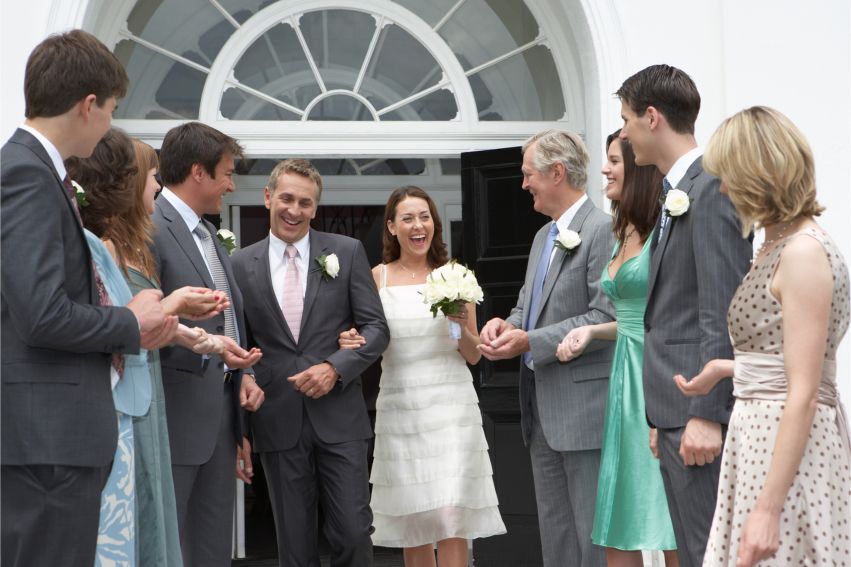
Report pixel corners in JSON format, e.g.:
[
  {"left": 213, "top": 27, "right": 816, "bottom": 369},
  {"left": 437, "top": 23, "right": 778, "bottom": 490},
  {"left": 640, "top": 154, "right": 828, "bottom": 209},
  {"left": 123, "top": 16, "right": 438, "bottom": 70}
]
[
  {"left": 153, "top": 121, "right": 265, "bottom": 567},
  {"left": 1, "top": 30, "right": 174, "bottom": 567},
  {"left": 617, "top": 64, "right": 751, "bottom": 567}
]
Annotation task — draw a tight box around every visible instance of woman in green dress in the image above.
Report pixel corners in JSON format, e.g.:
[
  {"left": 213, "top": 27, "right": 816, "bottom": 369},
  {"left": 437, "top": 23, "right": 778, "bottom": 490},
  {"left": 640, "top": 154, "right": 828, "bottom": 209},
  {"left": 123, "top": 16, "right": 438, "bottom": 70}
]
[{"left": 556, "top": 131, "right": 678, "bottom": 567}]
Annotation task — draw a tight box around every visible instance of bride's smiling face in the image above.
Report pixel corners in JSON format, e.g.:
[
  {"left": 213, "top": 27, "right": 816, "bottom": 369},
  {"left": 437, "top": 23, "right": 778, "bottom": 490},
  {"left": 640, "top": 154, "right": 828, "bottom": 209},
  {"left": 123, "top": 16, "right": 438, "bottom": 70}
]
[{"left": 388, "top": 196, "right": 434, "bottom": 261}]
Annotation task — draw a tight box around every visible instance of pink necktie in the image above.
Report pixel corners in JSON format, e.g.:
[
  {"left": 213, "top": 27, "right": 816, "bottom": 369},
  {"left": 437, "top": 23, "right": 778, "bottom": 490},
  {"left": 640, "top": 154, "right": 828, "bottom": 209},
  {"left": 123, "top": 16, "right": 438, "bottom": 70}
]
[{"left": 281, "top": 245, "right": 303, "bottom": 342}]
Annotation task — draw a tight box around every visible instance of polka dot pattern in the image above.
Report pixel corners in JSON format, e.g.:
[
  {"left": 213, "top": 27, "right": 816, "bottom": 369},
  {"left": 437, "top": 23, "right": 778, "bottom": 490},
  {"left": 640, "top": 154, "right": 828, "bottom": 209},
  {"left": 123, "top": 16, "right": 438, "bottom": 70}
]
[{"left": 705, "top": 227, "right": 851, "bottom": 566}]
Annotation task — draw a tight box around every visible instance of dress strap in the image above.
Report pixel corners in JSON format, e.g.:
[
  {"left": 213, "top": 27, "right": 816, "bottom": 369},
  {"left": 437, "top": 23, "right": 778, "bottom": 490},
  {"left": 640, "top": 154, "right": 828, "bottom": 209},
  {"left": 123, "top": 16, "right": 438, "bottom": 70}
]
[{"left": 380, "top": 263, "right": 387, "bottom": 289}]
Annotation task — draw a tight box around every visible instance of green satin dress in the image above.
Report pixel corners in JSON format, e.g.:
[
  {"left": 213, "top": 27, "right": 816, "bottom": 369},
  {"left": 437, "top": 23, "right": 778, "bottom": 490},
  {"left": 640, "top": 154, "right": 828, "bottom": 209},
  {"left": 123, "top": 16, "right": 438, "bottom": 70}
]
[
  {"left": 127, "top": 268, "right": 184, "bottom": 567},
  {"left": 591, "top": 237, "right": 676, "bottom": 551}
]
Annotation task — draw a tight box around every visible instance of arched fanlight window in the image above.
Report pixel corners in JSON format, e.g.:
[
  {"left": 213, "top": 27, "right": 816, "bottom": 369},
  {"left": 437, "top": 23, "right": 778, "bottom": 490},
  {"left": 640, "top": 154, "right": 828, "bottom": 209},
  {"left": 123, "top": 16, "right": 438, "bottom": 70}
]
[{"left": 109, "top": 0, "right": 580, "bottom": 155}]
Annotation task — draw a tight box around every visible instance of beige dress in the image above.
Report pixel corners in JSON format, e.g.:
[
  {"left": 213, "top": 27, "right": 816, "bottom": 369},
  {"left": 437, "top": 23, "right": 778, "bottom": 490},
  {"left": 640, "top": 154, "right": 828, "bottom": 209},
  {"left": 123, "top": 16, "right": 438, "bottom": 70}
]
[{"left": 703, "top": 228, "right": 851, "bottom": 566}]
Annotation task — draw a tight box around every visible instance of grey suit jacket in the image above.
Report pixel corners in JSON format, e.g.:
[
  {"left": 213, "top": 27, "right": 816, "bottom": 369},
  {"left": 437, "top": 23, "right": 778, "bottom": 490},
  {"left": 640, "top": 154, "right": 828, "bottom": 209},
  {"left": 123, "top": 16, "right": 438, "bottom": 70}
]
[
  {"left": 1, "top": 128, "right": 141, "bottom": 467},
  {"left": 231, "top": 230, "right": 389, "bottom": 452},
  {"left": 506, "top": 198, "right": 615, "bottom": 451},
  {"left": 643, "top": 157, "right": 751, "bottom": 429},
  {"left": 152, "top": 196, "right": 248, "bottom": 465}
]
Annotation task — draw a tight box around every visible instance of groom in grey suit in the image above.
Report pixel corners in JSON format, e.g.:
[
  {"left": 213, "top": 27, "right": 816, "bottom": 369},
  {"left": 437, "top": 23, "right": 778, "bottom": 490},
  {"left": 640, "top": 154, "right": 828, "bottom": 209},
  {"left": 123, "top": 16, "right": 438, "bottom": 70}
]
[
  {"left": 231, "top": 159, "right": 389, "bottom": 567},
  {"left": 480, "top": 129, "right": 614, "bottom": 567},
  {"left": 153, "top": 122, "right": 264, "bottom": 567},
  {"left": 617, "top": 65, "right": 751, "bottom": 567},
  {"left": 1, "top": 30, "right": 172, "bottom": 567}
]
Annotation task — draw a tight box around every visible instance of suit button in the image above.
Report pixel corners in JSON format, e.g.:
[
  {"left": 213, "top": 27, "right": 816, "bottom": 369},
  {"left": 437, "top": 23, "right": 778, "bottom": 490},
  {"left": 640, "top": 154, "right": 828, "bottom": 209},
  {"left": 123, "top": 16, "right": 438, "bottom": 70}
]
[
  {"left": 216, "top": 325, "right": 224, "bottom": 332},
  {"left": 217, "top": 361, "right": 224, "bottom": 369},
  {"left": 296, "top": 349, "right": 302, "bottom": 356},
  {"left": 644, "top": 323, "right": 651, "bottom": 332}
]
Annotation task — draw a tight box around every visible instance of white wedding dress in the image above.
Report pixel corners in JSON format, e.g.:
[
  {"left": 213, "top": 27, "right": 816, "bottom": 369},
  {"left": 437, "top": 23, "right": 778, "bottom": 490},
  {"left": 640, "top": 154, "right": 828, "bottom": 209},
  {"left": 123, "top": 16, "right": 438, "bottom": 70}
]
[{"left": 370, "top": 265, "right": 506, "bottom": 547}]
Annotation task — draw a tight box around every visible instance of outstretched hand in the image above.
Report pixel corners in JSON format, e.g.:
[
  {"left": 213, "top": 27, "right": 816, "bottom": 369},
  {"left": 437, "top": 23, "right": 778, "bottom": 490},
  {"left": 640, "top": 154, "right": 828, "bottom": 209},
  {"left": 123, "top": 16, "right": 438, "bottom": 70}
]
[
  {"left": 162, "top": 286, "right": 229, "bottom": 320},
  {"left": 216, "top": 335, "right": 262, "bottom": 368},
  {"left": 673, "top": 359, "right": 735, "bottom": 397}
]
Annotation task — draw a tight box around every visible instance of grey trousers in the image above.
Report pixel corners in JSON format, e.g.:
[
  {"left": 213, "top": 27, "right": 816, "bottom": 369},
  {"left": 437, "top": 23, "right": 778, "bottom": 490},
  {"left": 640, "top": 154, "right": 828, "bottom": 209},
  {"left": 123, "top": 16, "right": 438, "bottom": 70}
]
[
  {"left": 528, "top": 381, "right": 605, "bottom": 567},
  {"left": 171, "top": 384, "right": 237, "bottom": 567},
  {"left": 260, "top": 410, "right": 373, "bottom": 567},
  {"left": 656, "top": 426, "right": 723, "bottom": 567}
]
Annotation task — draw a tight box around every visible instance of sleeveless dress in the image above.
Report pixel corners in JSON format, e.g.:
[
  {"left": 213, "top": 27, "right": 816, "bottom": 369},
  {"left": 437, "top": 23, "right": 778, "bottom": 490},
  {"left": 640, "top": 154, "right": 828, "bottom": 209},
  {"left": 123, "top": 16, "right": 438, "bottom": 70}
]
[
  {"left": 703, "top": 228, "right": 851, "bottom": 566},
  {"left": 369, "top": 265, "right": 506, "bottom": 547},
  {"left": 591, "top": 237, "right": 676, "bottom": 550},
  {"left": 126, "top": 268, "right": 184, "bottom": 567}
]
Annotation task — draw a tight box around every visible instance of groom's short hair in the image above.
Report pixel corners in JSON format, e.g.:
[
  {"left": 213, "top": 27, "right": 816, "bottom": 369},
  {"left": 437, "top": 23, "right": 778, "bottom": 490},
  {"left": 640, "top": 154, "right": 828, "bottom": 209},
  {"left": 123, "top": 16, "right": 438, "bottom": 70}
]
[
  {"left": 267, "top": 159, "right": 324, "bottom": 201},
  {"left": 24, "top": 29, "right": 128, "bottom": 119},
  {"left": 616, "top": 64, "right": 700, "bottom": 135}
]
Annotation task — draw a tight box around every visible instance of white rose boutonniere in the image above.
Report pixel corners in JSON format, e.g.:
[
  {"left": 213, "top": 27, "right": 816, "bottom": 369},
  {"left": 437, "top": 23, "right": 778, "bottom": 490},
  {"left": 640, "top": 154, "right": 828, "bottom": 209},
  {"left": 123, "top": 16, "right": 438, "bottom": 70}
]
[
  {"left": 315, "top": 253, "right": 340, "bottom": 280},
  {"left": 554, "top": 228, "right": 581, "bottom": 255},
  {"left": 71, "top": 180, "right": 89, "bottom": 208},
  {"left": 216, "top": 228, "right": 237, "bottom": 255},
  {"left": 662, "top": 189, "right": 692, "bottom": 217}
]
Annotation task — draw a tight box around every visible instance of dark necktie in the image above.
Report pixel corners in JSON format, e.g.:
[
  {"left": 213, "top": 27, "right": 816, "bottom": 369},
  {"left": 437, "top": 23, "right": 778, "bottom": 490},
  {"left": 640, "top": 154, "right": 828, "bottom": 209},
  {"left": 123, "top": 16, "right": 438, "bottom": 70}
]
[{"left": 656, "top": 178, "right": 673, "bottom": 244}]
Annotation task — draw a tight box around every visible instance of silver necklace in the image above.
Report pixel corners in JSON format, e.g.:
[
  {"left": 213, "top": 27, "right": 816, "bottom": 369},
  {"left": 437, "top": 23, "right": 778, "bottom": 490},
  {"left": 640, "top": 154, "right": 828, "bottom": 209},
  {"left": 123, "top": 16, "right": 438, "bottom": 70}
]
[
  {"left": 757, "top": 220, "right": 795, "bottom": 257},
  {"left": 397, "top": 261, "right": 419, "bottom": 279}
]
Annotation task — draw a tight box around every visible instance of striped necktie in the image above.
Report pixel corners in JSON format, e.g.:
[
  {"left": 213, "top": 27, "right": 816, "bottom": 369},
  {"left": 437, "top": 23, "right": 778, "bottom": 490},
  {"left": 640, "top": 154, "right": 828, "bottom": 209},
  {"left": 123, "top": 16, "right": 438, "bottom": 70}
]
[{"left": 194, "top": 222, "right": 237, "bottom": 342}]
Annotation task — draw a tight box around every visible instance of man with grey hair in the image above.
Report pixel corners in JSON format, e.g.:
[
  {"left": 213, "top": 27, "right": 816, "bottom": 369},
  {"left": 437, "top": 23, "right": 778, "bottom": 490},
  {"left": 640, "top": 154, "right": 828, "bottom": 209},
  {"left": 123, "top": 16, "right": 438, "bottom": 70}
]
[{"left": 480, "top": 129, "right": 614, "bottom": 567}]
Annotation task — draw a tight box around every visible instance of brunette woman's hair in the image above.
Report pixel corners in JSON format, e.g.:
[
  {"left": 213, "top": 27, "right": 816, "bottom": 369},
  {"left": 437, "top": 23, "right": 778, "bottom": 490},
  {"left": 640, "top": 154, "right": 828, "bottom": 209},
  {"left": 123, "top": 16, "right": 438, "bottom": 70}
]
[
  {"left": 382, "top": 186, "right": 449, "bottom": 269},
  {"left": 121, "top": 138, "right": 160, "bottom": 279},
  {"left": 606, "top": 130, "right": 664, "bottom": 243}
]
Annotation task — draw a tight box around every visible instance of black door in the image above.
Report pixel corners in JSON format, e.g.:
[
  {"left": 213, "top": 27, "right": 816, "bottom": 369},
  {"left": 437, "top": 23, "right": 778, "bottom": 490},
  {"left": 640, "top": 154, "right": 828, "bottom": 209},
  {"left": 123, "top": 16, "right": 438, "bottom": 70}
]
[{"left": 462, "top": 147, "right": 547, "bottom": 566}]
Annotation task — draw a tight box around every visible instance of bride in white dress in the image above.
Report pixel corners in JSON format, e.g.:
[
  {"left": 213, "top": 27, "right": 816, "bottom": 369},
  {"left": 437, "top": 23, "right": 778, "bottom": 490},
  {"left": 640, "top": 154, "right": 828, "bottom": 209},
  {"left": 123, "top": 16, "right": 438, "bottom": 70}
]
[{"left": 340, "top": 186, "right": 505, "bottom": 567}]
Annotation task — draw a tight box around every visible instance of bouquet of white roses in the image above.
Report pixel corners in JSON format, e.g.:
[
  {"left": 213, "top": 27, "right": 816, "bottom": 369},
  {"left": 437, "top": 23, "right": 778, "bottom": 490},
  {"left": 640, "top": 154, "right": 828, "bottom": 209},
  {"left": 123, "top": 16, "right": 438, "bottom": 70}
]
[{"left": 422, "top": 261, "right": 484, "bottom": 340}]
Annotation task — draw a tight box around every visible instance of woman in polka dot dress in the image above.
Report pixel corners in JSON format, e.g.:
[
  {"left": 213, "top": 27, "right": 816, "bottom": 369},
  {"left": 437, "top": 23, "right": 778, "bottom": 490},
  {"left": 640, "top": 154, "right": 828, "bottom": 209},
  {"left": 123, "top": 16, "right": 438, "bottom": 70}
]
[{"left": 675, "top": 106, "right": 850, "bottom": 567}]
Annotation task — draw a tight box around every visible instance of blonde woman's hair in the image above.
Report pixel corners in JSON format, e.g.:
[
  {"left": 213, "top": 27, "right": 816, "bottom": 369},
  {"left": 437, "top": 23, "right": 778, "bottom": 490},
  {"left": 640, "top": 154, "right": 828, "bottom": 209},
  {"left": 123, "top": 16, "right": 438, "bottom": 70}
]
[
  {"left": 704, "top": 106, "right": 823, "bottom": 236},
  {"left": 522, "top": 129, "right": 589, "bottom": 189}
]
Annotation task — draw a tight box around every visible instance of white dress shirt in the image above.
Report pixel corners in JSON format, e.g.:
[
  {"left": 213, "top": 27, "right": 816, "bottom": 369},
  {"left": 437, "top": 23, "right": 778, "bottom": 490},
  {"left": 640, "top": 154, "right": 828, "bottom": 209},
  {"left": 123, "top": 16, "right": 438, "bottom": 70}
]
[
  {"left": 665, "top": 146, "right": 703, "bottom": 190},
  {"left": 269, "top": 231, "right": 310, "bottom": 306},
  {"left": 159, "top": 187, "right": 212, "bottom": 274}
]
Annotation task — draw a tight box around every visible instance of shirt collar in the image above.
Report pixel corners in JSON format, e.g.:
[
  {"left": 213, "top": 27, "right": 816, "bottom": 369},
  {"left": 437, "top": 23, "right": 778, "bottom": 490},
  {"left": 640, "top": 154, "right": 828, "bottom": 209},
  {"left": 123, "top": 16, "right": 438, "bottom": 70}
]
[
  {"left": 269, "top": 229, "right": 310, "bottom": 261},
  {"left": 19, "top": 124, "right": 66, "bottom": 181},
  {"left": 665, "top": 147, "right": 703, "bottom": 191},
  {"left": 160, "top": 187, "right": 203, "bottom": 233},
  {"left": 554, "top": 193, "right": 588, "bottom": 232}
]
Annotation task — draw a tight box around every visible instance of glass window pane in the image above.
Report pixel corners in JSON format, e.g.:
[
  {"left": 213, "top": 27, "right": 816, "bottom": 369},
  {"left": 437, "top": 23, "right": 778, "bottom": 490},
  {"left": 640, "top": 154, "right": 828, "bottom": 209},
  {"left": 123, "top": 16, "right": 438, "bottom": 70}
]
[
  {"left": 218, "top": 0, "right": 276, "bottom": 24},
  {"left": 127, "top": 0, "right": 234, "bottom": 66},
  {"left": 393, "top": 0, "right": 460, "bottom": 27},
  {"left": 437, "top": 0, "right": 538, "bottom": 71},
  {"left": 356, "top": 158, "right": 425, "bottom": 175},
  {"left": 114, "top": 39, "right": 204, "bottom": 119},
  {"left": 440, "top": 159, "right": 462, "bottom": 175},
  {"left": 307, "top": 95, "right": 375, "bottom": 121},
  {"left": 301, "top": 10, "right": 376, "bottom": 90},
  {"left": 470, "top": 45, "right": 565, "bottom": 121},
  {"left": 232, "top": 22, "right": 313, "bottom": 110},
  {"left": 381, "top": 88, "right": 458, "bottom": 121},
  {"left": 364, "top": 25, "right": 443, "bottom": 107},
  {"left": 220, "top": 87, "right": 300, "bottom": 121}
]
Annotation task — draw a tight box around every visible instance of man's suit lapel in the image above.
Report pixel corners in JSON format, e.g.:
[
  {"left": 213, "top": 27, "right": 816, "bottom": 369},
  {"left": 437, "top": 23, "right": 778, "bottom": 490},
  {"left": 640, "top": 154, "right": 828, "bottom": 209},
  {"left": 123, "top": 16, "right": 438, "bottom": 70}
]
[
  {"left": 18, "top": 130, "right": 89, "bottom": 251},
  {"left": 157, "top": 198, "right": 215, "bottom": 289},
  {"left": 537, "top": 199, "right": 594, "bottom": 315},
  {"left": 252, "top": 236, "right": 295, "bottom": 344},
  {"left": 647, "top": 159, "right": 701, "bottom": 302},
  {"left": 300, "top": 229, "right": 326, "bottom": 336}
]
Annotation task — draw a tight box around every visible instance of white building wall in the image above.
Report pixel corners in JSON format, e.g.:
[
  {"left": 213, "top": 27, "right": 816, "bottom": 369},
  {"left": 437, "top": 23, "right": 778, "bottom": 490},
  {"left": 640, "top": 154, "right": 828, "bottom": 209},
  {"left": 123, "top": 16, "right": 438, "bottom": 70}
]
[{"left": 2, "top": 0, "right": 849, "bottom": 393}]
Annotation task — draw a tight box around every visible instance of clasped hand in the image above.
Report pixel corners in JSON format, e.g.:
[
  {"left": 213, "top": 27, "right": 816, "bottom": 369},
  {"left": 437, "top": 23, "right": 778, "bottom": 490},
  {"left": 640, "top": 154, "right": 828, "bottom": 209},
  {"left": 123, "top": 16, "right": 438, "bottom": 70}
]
[
  {"left": 477, "top": 318, "right": 528, "bottom": 360},
  {"left": 288, "top": 362, "right": 337, "bottom": 399},
  {"left": 556, "top": 326, "right": 592, "bottom": 362}
]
